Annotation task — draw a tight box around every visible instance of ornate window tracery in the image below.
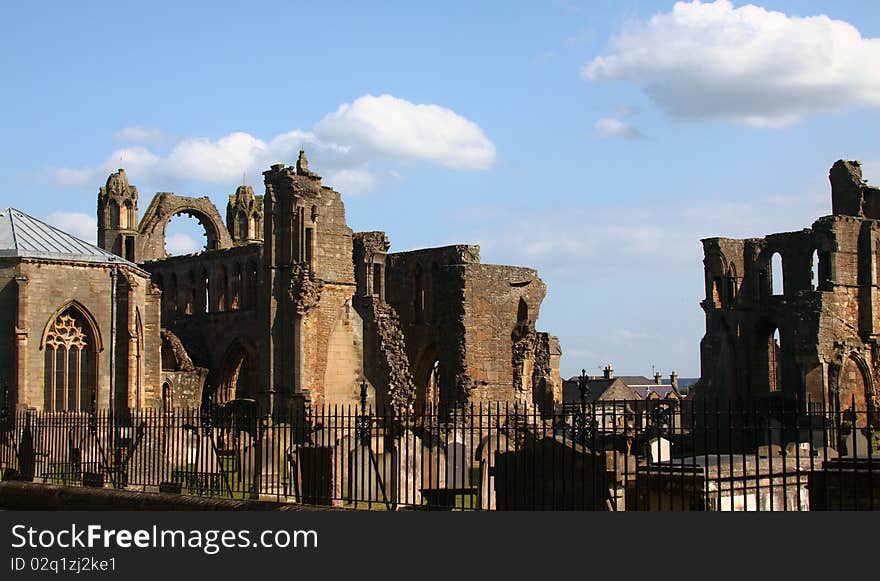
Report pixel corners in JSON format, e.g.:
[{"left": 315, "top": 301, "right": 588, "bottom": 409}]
[{"left": 43, "top": 309, "right": 96, "bottom": 411}]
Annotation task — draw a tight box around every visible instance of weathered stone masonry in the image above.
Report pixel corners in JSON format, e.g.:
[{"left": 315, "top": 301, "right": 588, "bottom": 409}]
[
  {"left": 696, "top": 160, "right": 880, "bottom": 424},
  {"left": 1, "top": 150, "right": 563, "bottom": 415}
]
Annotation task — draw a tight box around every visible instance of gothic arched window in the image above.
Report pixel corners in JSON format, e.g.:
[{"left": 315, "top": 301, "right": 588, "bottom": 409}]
[{"left": 44, "top": 308, "right": 97, "bottom": 411}]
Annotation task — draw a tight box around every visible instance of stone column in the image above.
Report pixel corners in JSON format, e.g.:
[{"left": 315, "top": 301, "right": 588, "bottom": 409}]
[
  {"left": 14, "top": 275, "right": 28, "bottom": 408},
  {"left": 126, "top": 277, "right": 139, "bottom": 409}
]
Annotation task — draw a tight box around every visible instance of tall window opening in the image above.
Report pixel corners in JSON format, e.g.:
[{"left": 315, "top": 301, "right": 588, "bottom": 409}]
[
  {"left": 517, "top": 297, "right": 529, "bottom": 324},
  {"left": 203, "top": 270, "right": 210, "bottom": 313},
  {"left": 372, "top": 264, "right": 382, "bottom": 299},
  {"left": 237, "top": 211, "right": 249, "bottom": 240},
  {"left": 305, "top": 227, "right": 314, "bottom": 271},
  {"left": 185, "top": 271, "right": 196, "bottom": 315},
  {"left": 246, "top": 261, "right": 258, "bottom": 310},
  {"left": 770, "top": 328, "right": 781, "bottom": 392},
  {"left": 231, "top": 264, "right": 242, "bottom": 310},
  {"left": 120, "top": 201, "right": 131, "bottom": 229},
  {"left": 771, "top": 252, "right": 784, "bottom": 295},
  {"left": 124, "top": 236, "right": 135, "bottom": 262},
  {"left": 43, "top": 307, "right": 97, "bottom": 411},
  {"left": 109, "top": 200, "right": 120, "bottom": 229},
  {"left": 218, "top": 266, "right": 228, "bottom": 312}
]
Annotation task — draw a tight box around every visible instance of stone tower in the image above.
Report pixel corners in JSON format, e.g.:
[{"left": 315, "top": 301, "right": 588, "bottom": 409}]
[
  {"left": 97, "top": 169, "right": 139, "bottom": 262},
  {"left": 261, "top": 150, "right": 363, "bottom": 415},
  {"left": 226, "top": 185, "right": 264, "bottom": 243}
]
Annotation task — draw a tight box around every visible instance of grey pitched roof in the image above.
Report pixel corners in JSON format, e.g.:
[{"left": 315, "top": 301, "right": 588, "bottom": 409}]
[{"left": 0, "top": 207, "right": 136, "bottom": 267}]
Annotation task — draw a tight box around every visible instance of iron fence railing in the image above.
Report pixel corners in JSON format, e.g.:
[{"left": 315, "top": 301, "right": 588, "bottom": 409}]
[{"left": 0, "top": 398, "right": 877, "bottom": 510}]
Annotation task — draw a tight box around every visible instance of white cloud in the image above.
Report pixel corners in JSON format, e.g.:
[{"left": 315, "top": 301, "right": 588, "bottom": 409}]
[
  {"left": 47, "top": 94, "right": 495, "bottom": 194},
  {"left": 44, "top": 211, "right": 97, "bottom": 244},
  {"left": 594, "top": 117, "right": 642, "bottom": 139},
  {"left": 165, "top": 233, "right": 201, "bottom": 255},
  {"left": 583, "top": 0, "right": 880, "bottom": 127},
  {"left": 314, "top": 94, "right": 496, "bottom": 170},
  {"left": 115, "top": 126, "right": 166, "bottom": 144}
]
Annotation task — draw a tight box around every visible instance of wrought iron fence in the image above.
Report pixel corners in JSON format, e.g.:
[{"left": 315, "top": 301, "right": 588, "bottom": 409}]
[{"left": 0, "top": 397, "right": 877, "bottom": 510}]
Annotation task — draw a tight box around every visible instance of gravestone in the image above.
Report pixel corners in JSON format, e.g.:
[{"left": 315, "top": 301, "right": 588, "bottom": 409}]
[
  {"left": 165, "top": 426, "right": 198, "bottom": 471},
  {"left": 757, "top": 444, "right": 783, "bottom": 457},
  {"left": 842, "top": 429, "right": 871, "bottom": 458},
  {"left": 477, "top": 433, "right": 513, "bottom": 510},
  {"left": 494, "top": 436, "right": 608, "bottom": 510},
  {"left": 445, "top": 433, "right": 471, "bottom": 488},
  {"left": 127, "top": 432, "right": 170, "bottom": 489},
  {"left": 255, "top": 430, "right": 286, "bottom": 496},
  {"left": 75, "top": 432, "right": 106, "bottom": 477},
  {"left": 348, "top": 444, "right": 384, "bottom": 503},
  {"left": 784, "top": 441, "right": 811, "bottom": 457},
  {"left": 297, "top": 444, "right": 335, "bottom": 505},
  {"left": 389, "top": 431, "right": 423, "bottom": 507},
  {"left": 421, "top": 443, "right": 447, "bottom": 490},
  {"left": 646, "top": 436, "right": 672, "bottom": 463}
]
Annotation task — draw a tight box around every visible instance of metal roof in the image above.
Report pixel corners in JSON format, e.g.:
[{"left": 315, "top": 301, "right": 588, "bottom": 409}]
[{"left": 0, "top": 207, "right": 136, "bottom": 267}]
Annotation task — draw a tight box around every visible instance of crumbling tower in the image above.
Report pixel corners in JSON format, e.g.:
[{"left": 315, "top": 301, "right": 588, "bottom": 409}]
[
  {"left": 226, "top": 185, "right": 264, "bottom": 243},
  {"left": 97, "top": 168, "right": 139, "bottom": 262}
]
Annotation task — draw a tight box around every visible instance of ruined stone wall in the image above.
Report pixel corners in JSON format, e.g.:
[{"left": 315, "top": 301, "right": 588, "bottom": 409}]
[
  {"left": 386, "top": 246, "right": 474, "bottom": 408},
  {"left": 262, "top": 156, "right": 360, "bottom": 411},
  {"left": 142, "top": 243, "right": 263, "bottom": 403},
  {"left": 463, "top": 263, "right": 550, "bottom": 407},
  {"left": 385, "top": 246, "right": 560, "bottom": 409},
  {"left": 698, "top": 160, "right": 880, "bottom": 417}
]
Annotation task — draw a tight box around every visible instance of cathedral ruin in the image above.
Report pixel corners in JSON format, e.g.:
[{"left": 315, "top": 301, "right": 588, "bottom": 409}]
[
  {"left": 697, "top": 160, "right": 880, "bottom": 423},
  {"left": 0, "top": 151, "right": 562, "bottom": 416}
]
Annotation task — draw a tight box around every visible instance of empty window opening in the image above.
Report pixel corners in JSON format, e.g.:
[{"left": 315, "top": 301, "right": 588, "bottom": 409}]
[
  {"left": 770, "top": 329, "right": 781, "bottom": 392},
  {"left": 203, "top": 271, "right": 210, "bottom": 313},
  {"left": 771, "top": 253, "right": 784, "bottom": 295},
  {"left": 124, "top": 236, "right": 135, "bottom": 262},
  {"left": 517, "top": 297, "right": 529, "bottom": 324},
  {"left": 305, "top": 227, "right": 314, "bottom": 270},
  {"left": 164, "top": 213, "right": 207, "bottom": 257},
  {"left": 372, "top": 263, "right": 382, "bottom": 298}
]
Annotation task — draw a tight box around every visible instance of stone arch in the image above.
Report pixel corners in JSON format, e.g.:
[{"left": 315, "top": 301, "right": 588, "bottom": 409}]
[
  {"left": 215, "top": 339, "right": 258, "bottom": 404},
  {"left": 41, "top": 301, "right": 102, "bottom": 411},
  {"left": 322, "top": 303, "right": 364, "bottom": 407},
  {"left": 41, "top": 300, "right": 104, "bottom": 352},
  {"left": 517, "top": 297, "right": 529, "bottom": 325},
  {"left": 836, "top": 353, "right": 872, "bottom": 427},
  {"left": 752, "top": 319, "right": 781, "bottom": 395},
  {"left": 231, "top": 263, "right": 243, "bottom": 311},
  {"left": 704, "top": 251, "right": 729, "bottom": 306},
  {"left": 161, "top": 380, "right": 173, "bottom": 411},
  {"left": 726, "top": 263, "right": 737, "bottom": 306},
  {"left": 138, "top": 193, "right": 233, "bottom": 261},
  {"left": 771, "top": 252, "right": 784, "bottom": 295},
  {"left": 412, "top": 345, "right": 440, "bottom": 411}
]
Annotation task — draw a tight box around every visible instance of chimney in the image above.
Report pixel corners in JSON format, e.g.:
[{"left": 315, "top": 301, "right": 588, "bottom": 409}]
[
  {"left": 670, "top": 371, "right": 679, "bottom": 390},
  {"left": 653, "top": 371, "right": 662, "bottom": 385},
  {"left": 603, "top": 363, "right": 613, "bottom": 379}
]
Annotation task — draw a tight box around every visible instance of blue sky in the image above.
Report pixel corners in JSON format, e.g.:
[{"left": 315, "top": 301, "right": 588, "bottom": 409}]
[{"left": 3, "top": 0, "right": 880, "bottom": 379}]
